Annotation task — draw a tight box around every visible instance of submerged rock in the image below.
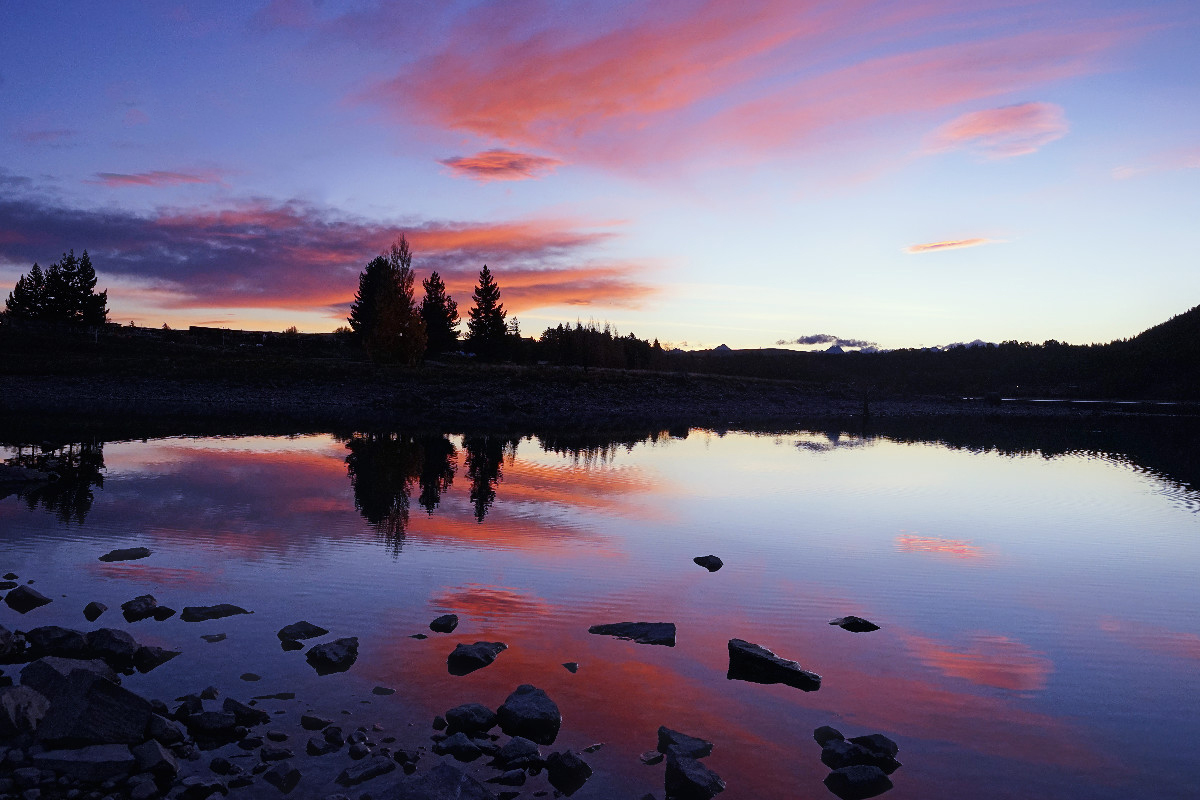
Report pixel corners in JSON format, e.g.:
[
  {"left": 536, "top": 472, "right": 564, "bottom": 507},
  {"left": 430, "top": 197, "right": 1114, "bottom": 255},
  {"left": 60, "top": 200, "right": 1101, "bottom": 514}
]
[
  {"left": 31, "top": 743, "right": 137, "bottom": 782},
  {"left": 491, "top": 735, "right": 542, "bottom": 769},
  {"left": 727, "top": 638, "right": 821, "bottom": 691},
  {"left": 430, "top": 613, "right": 460, "bottom": 633},
  {"left": 181, "top": 603, "right": 252, "bottom": 622},
  {"left": 337, "top": 754, "right": 396, "bottom": 785},
  {"left": 496, "top": 684, "right": 561, "bottom": 745},
  {"left": 447, "top": 641, "right": 507, "bottom": 676},
  {"left": 277, "top": 620, "right": 328, "bottom": 641},
  {"left": 823, "top": 765, "right": 894, "bottom": 799},
  {"left": 829, "top": 616, "right": 880, "bottom": 633},
  {"left": 433, "top": 731, "right": 483, "bottom": 761},
  {"left": 200, "top": 633, "right": 227, "bottom": 643},
  {"left": 693, "top": 555, "right": 724, "bottom": 572},
  {"left": 134, "top": 645, "right": 180, "bottom": 673},
  {"left": 546, "top": 750, "right": 592, "bottom": 795},
  {"left": 4, "top": 584, "right": 52, "bottom": 613},
  {"left": 306, "top": 637, "right": 359, "bottom": 675},
  {"left": 588, "top": 622, "right": 676, "bottom": 646},
  {"left": 98, "top": 546, "right": 152, "bottom": 563},
  {"left": 263, "top": 761, "right": 302, "bottom": 793}
]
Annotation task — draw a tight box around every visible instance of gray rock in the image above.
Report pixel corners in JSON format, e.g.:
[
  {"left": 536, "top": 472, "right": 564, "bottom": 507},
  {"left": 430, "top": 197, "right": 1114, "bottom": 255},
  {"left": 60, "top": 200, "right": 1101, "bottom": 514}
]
[
  {"left": 392, "top": 762, "right": 497, "bottom": 800},
  {"left": 98, "top": 547, "right": 152, "bottom": 563},
  {"left": 823, "top": 765, "right": 893, "bottom": 800},
  {"left": 429, "top": 614, "right": 459, "bottom": 633},
  {"left": 336, "top": 754, "right": 395, "bottom": 786},
  {"left": 487, "top": 769, "right": 526, "bottom": 786},
  {"left": 26, "top": 625, "right": 89, "bottom": 659},
  {"left": 305, "top": 637, "right": 358, "bottom": 675},
  {"left": 31, "top": 743, "right": 136, "bottom": 782},
  {"left": 262, "top": 762, "right": 301, "bottom": 794},
  {"left": 693, "top": 555, "right": 723, "bottom": 571},
  {"left": 147, "top": 713, "right": 185, "bottom": 745},
  {"left": 121, "top": 595, "right": 159, "bottom": 622},
  {"left": 260, "top": 744, "right": 293, "bottom": 761},
  {"left": 223, "top": 697, "right": 270, "bottom": 727},
  {"left": 829, "top": 616, "right": 880, "bottom": 633},
  {"left": 307, "top": 736, "right": 339, "bottom": 756},
  {"left": 36, "top": 669, "right": 152, "bottom": 747},
  {"left": 491, "top": 735, "right": 541, "bottom": 769},
  {"left": 181, "top": 604, "right": 251, "bottom": 623},
  {"left": 0, "top": 623, "right": 23, "bottom": 659},
  {"left": 432, "top": 731, "right": 483, "bottom": 761},
  {"left": 277, "top": 621, "right": 328, "bottom": 642},
  {"left": 132, "top": 738, "right": 179, "bottom": 778},
  {"left": 657, "top": 726, "right": 714, "bottom": 758},
  {"left": 20, "top": 657, "right": 118, "bottom": 699},
  {"left": 665, "top": 752, "right": 725, "bottom": 800},
  {"left": 4, "top": 585, "right": 52, "bottom": 614},
  {"left": 496, "top": 685, "right": 561, "bottom": 745},
  {"left": 445, "top": 702, "right": 497, "bottom": 734},
  {"left": 84, "top": 628, "right": 139, "bottom": 671},
  {"left": 639, "top": 750, "right": 664, "bottom": 765},
  {"left": 545, "top": 750, "right": 592, "bottom": 795},
  {"left": 588, "top": 622, "right": 676, "bottom": 646},
  {"left": 447, "top": 642, "right": 507, "bottom": 676},
  {"left": 0, "top": 685, "right": 50, "bottom": 737},
  {"left": 83, "top": 602, "right": 107, "bottom": 622},
  {"left": 134, "top": 646, "right": 180, "bottom": 673},
  {"left": 300, "top": 713, "right": 331, "bottom": 731},
  {"left": 814, "top": 726, "right": 844, "bottom": 747},
  {"left": 726, "top": 638, "right": 821, "bottom": 691}
]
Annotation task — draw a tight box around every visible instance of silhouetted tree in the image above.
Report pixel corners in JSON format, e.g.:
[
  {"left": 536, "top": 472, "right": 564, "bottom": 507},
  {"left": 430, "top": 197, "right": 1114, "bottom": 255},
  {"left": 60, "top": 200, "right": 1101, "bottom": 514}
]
[
  {"left": 419, "top": 271, "right": 460, "bottom": 355},
  {"left": 462, "top": 435, "right": 515, "bottom": 522},
  {"left": 466, "top": 265, "right": 507, "bottom": 360},
  {"left": 347, "top": 236, "right": 427, "bottom": 363},
  {"left": 4, "top": 251, "right": 107, "bottom": 325}
]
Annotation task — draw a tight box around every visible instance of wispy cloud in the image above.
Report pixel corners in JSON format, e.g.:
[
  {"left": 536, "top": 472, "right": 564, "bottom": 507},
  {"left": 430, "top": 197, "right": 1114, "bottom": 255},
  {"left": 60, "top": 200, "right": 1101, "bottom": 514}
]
[
  {"left": 88, "top": 170, "right": 227, "bottom": 188},
  {"left": 775, "top": 334, "right": 877, "bottom": 348},
  {"left": 927, "top": 102, "right": 1068, "bottom": 158},
  {"left": 906, "top": 238, "right": 995, "bottom": 254},
  {"left": 440, "top": 149, "right": 564, "bottom": 182},
  {"left": 1112, "top": 145, "right": 1200, "bottom": 180}
]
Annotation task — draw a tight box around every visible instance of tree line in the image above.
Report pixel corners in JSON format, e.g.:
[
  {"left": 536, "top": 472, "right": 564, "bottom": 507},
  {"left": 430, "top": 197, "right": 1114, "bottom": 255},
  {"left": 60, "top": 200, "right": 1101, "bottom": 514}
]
[{"left": 3, "top": 250, "right": 109, "bottom": 326}]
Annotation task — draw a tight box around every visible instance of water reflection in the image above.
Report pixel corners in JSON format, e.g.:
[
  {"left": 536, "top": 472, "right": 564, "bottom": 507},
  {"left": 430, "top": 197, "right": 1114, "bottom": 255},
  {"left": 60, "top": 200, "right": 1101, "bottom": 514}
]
[
  {"left": 463, "top": 435, "right": 518, "bottom": 522},
  {"left": 1, "top": 440, "right": 105, "bottom": 524}
]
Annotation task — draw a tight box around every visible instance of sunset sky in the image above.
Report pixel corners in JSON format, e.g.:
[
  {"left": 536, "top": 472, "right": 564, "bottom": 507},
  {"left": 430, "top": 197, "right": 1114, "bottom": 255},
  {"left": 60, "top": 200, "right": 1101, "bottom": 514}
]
[{"left": 2, "top": 0, "right": 1198, "bottom": 350}]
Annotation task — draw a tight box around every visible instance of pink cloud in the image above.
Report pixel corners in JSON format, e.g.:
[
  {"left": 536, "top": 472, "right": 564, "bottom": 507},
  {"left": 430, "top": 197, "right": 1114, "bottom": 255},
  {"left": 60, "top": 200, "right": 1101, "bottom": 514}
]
[
  {"left": 1112, "top": 145, "right": 1200, "bottom": 179},
  {"left": 905, "top": 238, "right": 995, "bottom": 254},
  {"left": 89, "top": 170, "right": 226, "bottom": 188},
  {"left": 927, "top": 102, "right": 1069, "bottom": 157},
  {"left": 439, "top": 149, "right": 564, "bottom": 182}
]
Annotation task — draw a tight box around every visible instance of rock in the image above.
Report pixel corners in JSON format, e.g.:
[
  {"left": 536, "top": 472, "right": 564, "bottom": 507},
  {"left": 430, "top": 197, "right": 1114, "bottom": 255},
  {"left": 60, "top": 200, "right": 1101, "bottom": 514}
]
[
  {"left": 693, "top": 555, "right": 723, "bottom": 571},
  {"left": 0, "top": 623, "right": 23, "bottom": 659},
  {"left": 223, "top": 697, "right": 270, "bottom": 727},
  {"left": 277, "top": 621, "right": 328, "bottom": 642},
  {"left": 129, "top": 772, "right": 160, "bottom": 800},
  {"left": 848, "top": 734, "right": 899, "bottom": 759},
  {"left": 829, "top": 616, "right": 880, "bottom": 633},
  {"left": 392, "top": 762, "right": 497, "bottom": 800},
  {"left": 491, "top": 735, "right": 541, "bottom": 769},
  {"left": 447, "top": 642, "right": 507, "bottom": 676},
  {"left": 726, "top": 638, "right": 821, "bottom": 691},
  {"left": 305, "top": 637, "right": 359, "bottom": 675},
  {"left": 562, "top": 661, "right": 579, "bottom": 673},
  {"left": 445, "top": 702, "right": 498, "bottom": 735},
  {"left": 432, "top": 715, "right": 447, "bottom": 730},
  {"left": 31, "top": 743, "right": 136, "bottom": 782},
  {"left": 201, "top": 634, "right": 227, "bottom": 643},
  {"left": 267, "top": 729, "right": 289, "bottom": 741},
  {"left": 83, "top": 602, "right": 107, "bottom": 622},
  {"left": 84, "top": 628, "right": 139, "bottom": 671},
  {"left": 98, "top": 547, "right": 152, "bottom": 563},
  {"left": 429, "top": 614, "right": 459, "bottom": 633},
  {"left": 252, "top": 692, "right": 296, "bottom": 700},
  {"left": 121, "top": 595, "right": 159, "bottom": 623},
  {"left": 263, "top": 761, "right": 301, "bottom": 794},
  {"left": 185, "top": 711, "right": 239, "bottom": 737},
  {"left": 147, "top": 713, "right": 185, "bottom": 745},
  {"left": 134, "top": 646, "right": 180, "bottom": 673},
  {"left": 300, "top": 713, "right": 331, "bottom": 731},
  {"left": 545, "top": 750, "right": 592, "bottom": 795},
  {"left": 260, "top": 744, "right": 294, "bottom": 761},
  {"left": 639, "top": 750, "right": 664, "bottom": 765},
  {"left": 36, "top": 669, "right": 153, "bottom": 746},
  {"left": 665, "top": 751, "right": 725, "bottom": 799},
  {"left": 588, "top": 622, "right": 676, "bottom": 646},
  {"left": 372, "top": 685, "right": 395, "bottom": 695},
  {"left": 814, "top": 726, "right": 845, "bottom": 747},
  {"left": 487, "top": 769, "right": 527, "bottom": 786},
  {"left": 241, "top": 672, "right": 261, "bottom": 681},
  {"left": 25, "top": 626, "right": 89, "bottom": 659},
  {"left": 657, "top": 726, "right": 714, "bottom": 758},
  {"left": 336, "top": 754, "right": 396, "bottom": 786},
  {"left": 433, "top": 731, "right": 483, "bottom": 761},
  {"left": 823, "top": 765, "right": 894, "bottom": 800},
  {"left": 281, "top": 639, "right": 304, "bottom": 651},
  {"left": 177, "top": 775, "right": 229, "bottom": 798},
  {"left": 4, "top": 585, "right": 52, "bottom": 613},
  {"left": 323, "top": 726, "right": 344, "bottom": 745},
  {"left": 152, "top": 605, "right": 177, "bottom": 621},
  {"left": 0, "top": 685, "right": 50, "bottom": 737},
  {"left": 820, "top": 740, "right": 901, "bottom": 774},
  {"left": 210, "top": 756, "right": 235, "bottom": 775},
  {"left": 20, "top": 657, "right": 118, "bottom": 699},
  {"left": 131, "top": 738, "right": 179, "bottom": 778},
  {"left": 497, "top": 685, "right": 561, "bottom": 745},
  {"left": 410, "top": 633, "right": 428, "bottom": 639},
  {"left": 181, "top": 604, "right": 251, "bottom": 622},
  {"left": 307, "top": 736, "right": 339, "bottom": 756}
]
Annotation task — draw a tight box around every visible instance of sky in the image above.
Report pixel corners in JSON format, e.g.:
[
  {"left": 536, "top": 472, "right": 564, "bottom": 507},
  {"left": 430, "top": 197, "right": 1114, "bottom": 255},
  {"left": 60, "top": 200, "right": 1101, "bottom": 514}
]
[{"left": 2, "top": 0, "right": 1198, "bottom": 350}]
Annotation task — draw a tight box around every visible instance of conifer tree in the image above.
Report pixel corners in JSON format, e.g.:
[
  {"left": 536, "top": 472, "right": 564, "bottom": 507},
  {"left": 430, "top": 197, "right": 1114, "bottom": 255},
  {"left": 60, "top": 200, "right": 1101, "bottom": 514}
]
[
  {"left": 4, "top": 250, "right": 107, "bottom": 325},
  {"left": 4, "top": 263, "right": 47, "bottom": 319},
  {"left": 466, "top": 264, "right": 508, "bottom": 360},
  {"left": 347, "top": 236, "right": 427, "bottom": 363},
  {"left": 419, "top": 271, "right": 460, "bottom": 355}
]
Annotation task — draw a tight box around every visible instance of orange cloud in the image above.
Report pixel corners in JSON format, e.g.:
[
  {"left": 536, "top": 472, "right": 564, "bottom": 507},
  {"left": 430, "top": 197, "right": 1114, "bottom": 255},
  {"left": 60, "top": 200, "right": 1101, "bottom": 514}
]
[
  {"left": 905, "top": 238, "right": 994, "bottom": 254},
  {"left": 90, "top": 170, "right": 226, "bottom": 187},
  {"left": 440, "top": 149, "right": 564, "bottom": 181},
  {"left": 905, "top": 633, "right": 1054, "bottom": 691},
  {"left": 927, "top": 102, "right": 1068, "bottom": 158}
]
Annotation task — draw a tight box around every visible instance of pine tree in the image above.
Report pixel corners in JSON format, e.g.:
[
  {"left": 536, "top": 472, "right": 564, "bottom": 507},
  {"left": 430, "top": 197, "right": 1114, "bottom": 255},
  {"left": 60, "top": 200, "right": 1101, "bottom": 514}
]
[
  {"left": 419, "top": 271, "right": 460, "bottom": 355},
  {"left": 4, "top": 263, "right": 47, "bottom": 318},
  {"left": 347, "top": 236, "right": 427, "bottom": 364},
  {"left": 4, "top": 250, "right": 107, "bottom": 325},
  {"left": 466, "top": 265, "right": 508, "bottom": 360}
]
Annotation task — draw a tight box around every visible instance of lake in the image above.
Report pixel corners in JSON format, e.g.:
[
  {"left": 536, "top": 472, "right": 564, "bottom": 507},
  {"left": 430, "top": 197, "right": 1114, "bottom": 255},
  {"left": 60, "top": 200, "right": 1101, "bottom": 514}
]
[{"left": 2, "top": 420, "right": 1198, "bottom": 799}]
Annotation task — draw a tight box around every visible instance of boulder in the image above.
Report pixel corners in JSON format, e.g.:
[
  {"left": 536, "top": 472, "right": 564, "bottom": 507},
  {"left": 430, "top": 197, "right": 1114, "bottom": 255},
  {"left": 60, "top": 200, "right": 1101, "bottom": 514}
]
[
  {"left": 491, "top": 735, "right": 541, "bottom": 769},
  {"left": 823, "top": 765, "right": 894, "bottom": 800},
  {"left": 829, "top": 616, "right": 880, "bottom": 633},
  {"left": 36, "top": 670, "right": 153, "bottom": 746},
  {"left": 223, "top": 697, "right": 270, "bottom": 727},
  {"left": 726, "top": 638, "right": 821, "bottom": 691},
  {"left": 336, "top": 754, "right": 396, "bottom": 785},
  {"left": 152, "top": 605, "right": 177, "bottom": 621},
  {"left": 432, "top": 731, "right": 483, "bottom": 761},
  {"left": 445, "top": 702, "right": 498, "bottom": 734},
  {"left": 0, "top": 623, "right": 24, "bottom": 659},
  {"left": 121, "top": 595, "right": 159, "bottom": 623},
  {"left": 588, "top": 622, "right": 676, "bottom": 646},
  {"left": 263, "top": 761, "right": 302, "bottom": 794},
  {"left": 496, "top": 684, "right": 561, "bottom": 745},
  {"left": 0, "top": 684, "right": 50, "bottom": 737},
  {"left": 693, "top": 555, "right": 724, "bottom": 571},
  {"left": 4, "top": 585, "right": 52, "bottom": 613},
  {"left": 665, "top": 752, "right": 725, "bottom": 800},
  {"left": 814, "top": 726, "right": 845, "bottom": 747},
  {"left": 849, "top": 734, "right": 899, "bottom": 759},
  {"left": 85, "top": 628, "right": 139, "bottom": 671},
  {"left": 307, "top": 736, "right": 339, "bottom": 756},
  {"left": 26, "top": 625, "right": 89, "bottom": 659},
  {"left": 261, "top": 744, "right": 294, "bottom": 761},
  {"left": 300, "top": 713, "right": 331, "bottom": 731},
  {"left": 277, "top": 621, "right": 328, "bottom": 641},
  {"left": 98, "top": 547, "right": 152, "bottom": 562},
  {"left": 133, "top": 645, "right": 180, "bottom": 673},
  {"left": 392, "top": 762, "right": 497, "bottom": 800},
  {"left": 21, "top": 657, "right": 119, "bottom": 699},
  {"left": 185, "top": 710, "right": 239, "bottom": 737},
  {"left": 821, "top": 740, "right": 901, "bottom": 774},
  {"left": 305, "top": 637, "right": 359, "bottom": 675},
  {"left": 487, "top": 769, "right": 527, "bottom": 786},
  {"left": 181, "top": 604, "right": 252, "bottom": 622},
  {"left": 31, "top": 743, "right": 137, "bottom": 782},
  {"left": 83, "top": 601, "right": 107, "bottom": 622},
  {"left": 657, "top": 726, "right": 714, "bottom": 758},
  {"left": 429, "top": 614, "right": 459, "bottom": 633},
  {"left": 132, "top": 737, "right": 179, "bottom": 778},
  {"left": 447, "top": 641, "right": 507, "bottom": 676},
  {"left": 563, "top": 661, "right": 579, "bottom": 673},
  {"left": 545, "top": 750, "right": 592, "bottom": 795},
  {"left": 147, "top": 712, "right": 185, "bottom": 745},
  {"left": 200, "top": 633, "right": 227, "bottom": 643}
]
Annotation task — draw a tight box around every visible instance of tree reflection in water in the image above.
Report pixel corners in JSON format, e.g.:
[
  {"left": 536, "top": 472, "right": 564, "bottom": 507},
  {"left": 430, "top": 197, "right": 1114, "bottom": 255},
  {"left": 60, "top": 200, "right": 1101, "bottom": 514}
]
[
  {"left": 2, "top": 441, "right": 105, "bottom": 525},
  {"left": 462, "top": 435, "right": 518, "bottom": 522}
]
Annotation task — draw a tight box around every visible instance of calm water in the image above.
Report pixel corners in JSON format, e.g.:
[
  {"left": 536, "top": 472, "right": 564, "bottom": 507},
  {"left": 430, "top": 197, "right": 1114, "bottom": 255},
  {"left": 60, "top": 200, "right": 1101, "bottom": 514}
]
[{"left": 2, "top": 424, "right": 1199, "bottom": 799}]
